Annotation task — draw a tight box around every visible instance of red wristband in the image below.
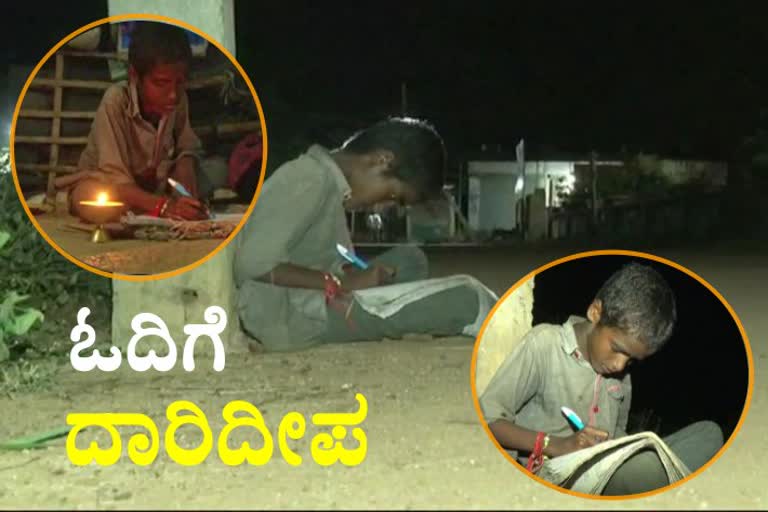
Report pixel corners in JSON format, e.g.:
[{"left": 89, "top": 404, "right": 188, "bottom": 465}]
[
  {"left": 527, "top": 431, "right": 546, "bottom": 473},
  {"left": 323, "top": 272, "right": 342, "bottom": 304},
  {"left": 150, "top": 197, "right": 168, "bottom": 217}
]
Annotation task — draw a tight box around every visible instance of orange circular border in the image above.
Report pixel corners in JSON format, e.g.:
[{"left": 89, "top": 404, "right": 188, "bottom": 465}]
[
  {"left": 9, "top": 13, "right": 269, "bottom": 282},
  {"left": 469, "top": 249, "right": 754, "bottom": 501}
]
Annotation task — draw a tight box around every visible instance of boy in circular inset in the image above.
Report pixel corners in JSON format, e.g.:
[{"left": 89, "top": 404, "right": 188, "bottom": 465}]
[
  {"left": 62, "top": 21, "right": 209, "bottom": 222},
  {"left": 480, "top": 262, "right": 724, "bottom": 495}
]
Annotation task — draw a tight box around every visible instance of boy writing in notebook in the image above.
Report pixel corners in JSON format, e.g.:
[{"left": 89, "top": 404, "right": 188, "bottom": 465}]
[
  {"left": 234, "top": 117, "right": 496, "bottom": 352},
  {"left": 480, "top": 262, "right": 724, "bottom": 495},
  {"left": 62, "top": 21, "right": 209, "bottom": 222}
]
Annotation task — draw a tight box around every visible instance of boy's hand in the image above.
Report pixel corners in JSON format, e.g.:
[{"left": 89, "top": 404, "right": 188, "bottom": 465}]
[
  {"left": 549, "top": 426, "right": 609, "bottom": 457},
  {"left": 171, "top": 157, "right": 199, "bottom": 197},
  {"left": 164, "top": 197, "right": 208, "bottom": 221},
  {"left": 341, "top": 264, "right": 397, "bottom": 290}
]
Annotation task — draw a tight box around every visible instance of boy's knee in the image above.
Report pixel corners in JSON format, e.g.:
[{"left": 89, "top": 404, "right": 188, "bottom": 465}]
[
  {"left": 692, "top": 420, "right": 724, "bottom": 451},
  {"left": 397, "top": 245, "right": 429, "bottom": 277},
  {"left": 603, "top": 449, "right": 668, "bottom": 496}
]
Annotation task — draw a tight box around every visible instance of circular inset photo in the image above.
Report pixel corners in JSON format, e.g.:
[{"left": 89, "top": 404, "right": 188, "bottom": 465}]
[
  {"left": 471, "top": 250, "right": 753, "bottom": 499},
  {"left": 10, "top": 15, "right": 267, "bottom": 279}
]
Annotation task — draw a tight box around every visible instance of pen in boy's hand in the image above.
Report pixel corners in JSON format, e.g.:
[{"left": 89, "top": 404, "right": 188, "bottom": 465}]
[
  {"left": 561, "top": 406, "right": 585, "bottom": 431},
  {"left": 168, "top": 178, "right": 212, "bottom": 219},
  {"left": 336, "top": 243, "right": 369, "bottom": 270},
  {"left": 168, "top": 177, "right": 192, "bottom": 198}
]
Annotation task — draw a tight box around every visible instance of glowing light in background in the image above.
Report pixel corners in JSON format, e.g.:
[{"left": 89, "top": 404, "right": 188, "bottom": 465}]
[{"left": 560, "top": 171, "right": 576, "bottom": 194}]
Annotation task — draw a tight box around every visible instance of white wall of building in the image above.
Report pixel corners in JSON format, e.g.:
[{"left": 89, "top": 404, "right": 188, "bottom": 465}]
[{"left": 108, "top": 0, "right": 236, "bottom": 56}]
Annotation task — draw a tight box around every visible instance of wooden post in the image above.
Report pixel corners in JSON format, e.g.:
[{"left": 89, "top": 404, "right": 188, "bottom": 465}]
[
  {"left": 47, "top": 53, "right": 64, "bottom": 205},
  {"left": 590, "top": 150, "right": 599, "bottom": 229},
  {"left": 475, "top": 277, "right": 535, "bottom": 396}
]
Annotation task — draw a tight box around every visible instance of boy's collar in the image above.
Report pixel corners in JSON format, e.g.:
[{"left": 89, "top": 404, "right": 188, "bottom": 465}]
[
  {"left": 306, "top": 145, "right": 352, "bottom": 201},
  {"left": 561, "top": 315, "right": 587, "bottom": 356},
  {"left": 126, "top": 81, "right": 177, "bottom": 122},
  {"left": 127, "top": 81, "right": 143, "bottom": 119}
]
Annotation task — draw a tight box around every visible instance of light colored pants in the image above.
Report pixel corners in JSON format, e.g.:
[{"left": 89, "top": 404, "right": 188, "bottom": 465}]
[{"left": 321, "top": 246, "right": 481, "bottom": 343}]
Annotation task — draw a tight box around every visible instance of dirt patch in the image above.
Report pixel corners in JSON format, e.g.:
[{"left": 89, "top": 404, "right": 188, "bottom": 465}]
[
  {"left": 35, "top": 214, "right": 224, "bottom": 275},
  {"left": 0, "top": 244, "right": 765, "bottom": 509}
]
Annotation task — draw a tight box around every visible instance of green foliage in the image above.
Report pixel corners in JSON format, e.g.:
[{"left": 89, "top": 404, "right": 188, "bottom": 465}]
[
  {"left": 0, "top": 288, "right": 44, "bottom": 363},
  {"left": 0, "top": 225, "right": 45, "bottom": 361},
  {"left": 0, "top": 358, "right": 58, "bottom": 395},
  {"left": 0, "top": 167, "right": 111, "bottom": 312},
  {"left": 0, "top": 146, "right": 111, "bottom": 371}
]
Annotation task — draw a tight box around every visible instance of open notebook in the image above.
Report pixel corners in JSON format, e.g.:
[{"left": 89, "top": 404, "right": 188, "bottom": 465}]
[
  {"left": 352, "top": 275, "right": 499, "bottom": 337},
  {"left": 121, "top": 213, "right": 245, "bottom": 226},
  {"left": 116, "top": 212, "right": 245, "bottom": 240},
  {"left": 537, "top": 431, "right": 691, "bottom": 495}
]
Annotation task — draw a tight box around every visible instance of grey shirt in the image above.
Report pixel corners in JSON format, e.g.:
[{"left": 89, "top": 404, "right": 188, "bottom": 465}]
[
  {"left": 479, "top": 316, "right": 631, "bottom": 461},
  {"left": 233, "top": 145, "right": 353, "bottom": 351}
]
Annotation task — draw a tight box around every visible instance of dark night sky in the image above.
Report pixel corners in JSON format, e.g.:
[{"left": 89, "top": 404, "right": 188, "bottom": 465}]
[
  {"left": 3, "top": 2, "right": 768, "bottom": 161},
  {"left": 531, "top": 255, "right": 750, "bottom": 441}
]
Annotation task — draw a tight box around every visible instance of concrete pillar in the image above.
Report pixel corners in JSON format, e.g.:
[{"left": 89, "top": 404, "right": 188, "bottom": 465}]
[
  {"left": 527, "top": 188, "right": 548, "bottom": 241},
  {"left": 475, "top": 277, "right": 535, "bottom": 397},
  {"left": 108, "top": 0, "right": 248, "bottom": 357},
  {"left": 107, "top": 0, "right": 236, "bottom": 56}
]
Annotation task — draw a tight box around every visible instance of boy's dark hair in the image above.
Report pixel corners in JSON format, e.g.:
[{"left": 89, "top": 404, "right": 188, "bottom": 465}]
[
  {"left": 128, "top": 21, "right": 193, "bottom": 77},
  {"left": 341, "top": 117, "right": 447, "bottom": 201},
  {"left": 595, "top": 262, "right": 677, "bottom": 351}
]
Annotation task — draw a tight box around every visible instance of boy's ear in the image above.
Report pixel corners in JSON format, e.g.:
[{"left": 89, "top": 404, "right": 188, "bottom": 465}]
[
  {"left": 373, "top": 149, "right": 395, "bottom": 168},
  {"left": 366, "top": 149, "right": 396, "bottom": 175},
  {"left": 587, "top": 299, "right": 602, "bottom": 324}
]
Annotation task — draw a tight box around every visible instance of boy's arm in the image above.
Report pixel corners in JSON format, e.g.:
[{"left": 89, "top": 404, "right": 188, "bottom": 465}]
[
  {"left": 488, "top": 420, "right": 564, "bottom": 458},
  {"left": 233, "top": 167, "right": 332, "bottom": 289},
  {"left": 114, "top": 183, "right": 165, "bottom": 212},
  {"left": 479, "top": 331, "right": 543, "bottom": 450}
]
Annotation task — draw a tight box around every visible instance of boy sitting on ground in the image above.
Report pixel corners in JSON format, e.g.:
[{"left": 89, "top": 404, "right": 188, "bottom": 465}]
[
  {"left": 234, "top": 117, "right": 496, "bottom": 352},
  {"left": 480, "top": 262, "right": 724, "bottom": 496},
  {"left": 61, "top": 21, "right": 209, "bottom": 222}
]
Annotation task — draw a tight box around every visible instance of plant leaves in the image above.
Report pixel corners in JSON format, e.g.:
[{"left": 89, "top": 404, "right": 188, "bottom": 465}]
[
  {"left": 3, "top": 291, "right": 30, "bottom": 307},
  {"left": 0, "top": 338, "right": 9, "bottom": 363},
  {"left": 8, "top": 308, "right": 44, "bottom": 336},
  {"left": 0, "top": 426, "right": 73, "bottom": 450},
  {"left": 0, "top": 231, "right": 9, "bottom": 251},
  {"left": 0, "top": 292, "right": 31, "bottom": 324}
]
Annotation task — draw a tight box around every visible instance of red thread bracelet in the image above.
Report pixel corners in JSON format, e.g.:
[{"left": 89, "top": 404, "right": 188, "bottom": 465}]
[
  {"left": 527, "top": 431, "right": 546, "bottom": 473},
  {"left": 323, "top": 272, "right": 342, "bottom": 304},
  {"left": 150, "top": 197, "right": 168, "bottom": 217}
]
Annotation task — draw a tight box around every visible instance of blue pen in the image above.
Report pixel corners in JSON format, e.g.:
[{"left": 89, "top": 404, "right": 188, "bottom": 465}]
[
  {"left": 167, "top": 178, "right": 213, "bottom": 219},
  {"left": 561, "top": 406, "right": 585, "bottom": 431},
  {"left": 336, "top": 243, "right": 369, "bottom": 270},
  {"left": 167, "top": 177, "right": 192, "bottom": 197}
]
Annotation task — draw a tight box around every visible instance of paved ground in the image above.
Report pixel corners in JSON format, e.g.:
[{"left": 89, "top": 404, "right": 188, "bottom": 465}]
[{"left": 0, "top": 242, "right": 765, "bottom": 509}]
